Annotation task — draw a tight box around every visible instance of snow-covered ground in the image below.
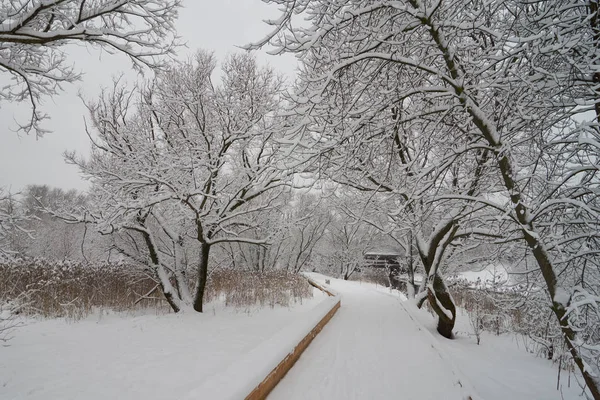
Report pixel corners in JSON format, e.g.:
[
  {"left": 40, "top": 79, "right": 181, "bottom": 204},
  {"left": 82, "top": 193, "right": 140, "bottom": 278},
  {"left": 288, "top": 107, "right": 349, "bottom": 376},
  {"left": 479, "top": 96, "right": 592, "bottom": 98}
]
[
  {"left": 450, "top": 263, "right": 511, "bottom": 287},
  {"left": 181, "top": 287, "right": 340, "bottom": 400},
  {"left": 0, "top": 289, "right": 327, "bottom": 400},
  {"left": 2, "top": 275, "right": 588, "bottom": 400},
  {"left": 407, "top": 305, "right": 587, "bottom": 400},
  {"left": 271, "top": 275, "right": 587, "bottom": 400},
  {"left": 269, "top": 275, "right": 470, "bottom": 399}
]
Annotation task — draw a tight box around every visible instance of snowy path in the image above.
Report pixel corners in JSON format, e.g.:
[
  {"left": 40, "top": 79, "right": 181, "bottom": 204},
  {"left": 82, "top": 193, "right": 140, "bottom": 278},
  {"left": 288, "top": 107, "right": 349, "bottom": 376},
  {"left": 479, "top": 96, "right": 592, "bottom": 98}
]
[{"left": 269, "top": 277, "right": 470, "bottom": 400}]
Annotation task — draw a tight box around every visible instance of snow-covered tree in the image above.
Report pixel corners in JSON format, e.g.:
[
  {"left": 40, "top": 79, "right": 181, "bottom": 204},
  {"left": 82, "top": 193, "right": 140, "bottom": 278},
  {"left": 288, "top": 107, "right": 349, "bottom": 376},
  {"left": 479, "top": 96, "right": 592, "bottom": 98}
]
[
  {"left": 0, "top": 189, "right": 32, "bottom": 258},
  {"left": 251, "top": 0, "right": 600, "bottom": 395},
  {"left": 68, "top": 51, "right": 292, "bottom": 313},
  {"left": 0, "top": 0, "right": 181, "bottom": 136},
  {"left": 0, "top": 190, "right": 19, "bottom": 258},
  {"left": 220, "top": 191, "right": 330, "bottom": 272},
  {"left": 278, "top": 192, "right": 331, "bottom": 272},
  {"left": 17, "top": 185, "right": 88, "bottom": 260}
]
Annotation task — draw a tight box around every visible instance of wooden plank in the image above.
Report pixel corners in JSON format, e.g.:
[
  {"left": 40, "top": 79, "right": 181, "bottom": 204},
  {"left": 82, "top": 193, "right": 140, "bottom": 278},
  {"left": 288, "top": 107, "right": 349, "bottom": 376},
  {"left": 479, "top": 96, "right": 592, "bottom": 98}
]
[
  {"left": 245, "top": 279, "right": 340, "bottom": 400},
  {"left": 306, "top": 278, "right": 336, "bottom": 297}
]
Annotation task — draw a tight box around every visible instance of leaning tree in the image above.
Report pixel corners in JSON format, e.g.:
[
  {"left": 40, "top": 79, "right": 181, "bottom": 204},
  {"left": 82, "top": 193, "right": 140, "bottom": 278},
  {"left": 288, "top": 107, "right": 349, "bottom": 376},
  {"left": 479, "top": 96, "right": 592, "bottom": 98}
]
[{"left": 250, "top": 0, "right": 600, "bottom": 396}]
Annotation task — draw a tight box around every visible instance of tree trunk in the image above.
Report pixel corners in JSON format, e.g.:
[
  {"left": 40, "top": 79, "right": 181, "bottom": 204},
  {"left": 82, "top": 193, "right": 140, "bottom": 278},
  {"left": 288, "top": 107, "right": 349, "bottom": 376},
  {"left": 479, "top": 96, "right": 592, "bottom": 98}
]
[
  {"left": 417, "top": 5, "right": 600, "bottom": 393},
  {"left": 406, "top": 231, "right": 416, "bottom": 299},
  {"left": 464, "top": 86, "right": 600, "bottom": 400},
  {"left": 156, "top": 265, "right": 182, "bottom": 313},
  {"left": 426, "top": 274, "right": 456, "bottom": 339},
  {"left": 416, "top": 273, "right": 456, "bottom": 338},
  {"left": 172, "top": 240, "right": 192, "bottom": 305},
  {"left": 415, "top": 230, "right": 457, "bottom": 338},
  {"left": 174, "top": 268, "right": 192, "bottom": 305},
  {"left": 193, "top": 242, "right": 211, "bottom": 312},
  {"left": 590, "top": 0, "right": 600, "bottom": 123},
  {"left": 139, "top": 228, "right": 182, "bottom": 313}
]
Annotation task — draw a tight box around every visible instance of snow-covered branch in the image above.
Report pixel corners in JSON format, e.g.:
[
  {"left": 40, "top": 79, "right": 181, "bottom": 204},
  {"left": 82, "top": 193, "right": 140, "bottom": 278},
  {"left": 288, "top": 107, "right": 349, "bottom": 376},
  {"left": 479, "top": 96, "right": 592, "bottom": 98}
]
[{"left": 0, "top": 0, "right": 181, "bottom": 136}]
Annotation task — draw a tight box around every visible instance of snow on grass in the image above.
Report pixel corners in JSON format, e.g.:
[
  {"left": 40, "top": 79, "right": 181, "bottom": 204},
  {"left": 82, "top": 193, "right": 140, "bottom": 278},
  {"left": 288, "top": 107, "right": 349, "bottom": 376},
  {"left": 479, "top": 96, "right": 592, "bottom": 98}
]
[
  {"left": 403, "top": 302, "right": 589, "bottom": 400},
  {"left": 451, "top": 263, "right": 510, "bottom": 287},
  {"left": 0, "top": 289, "right": 327, "bottom": 400}
]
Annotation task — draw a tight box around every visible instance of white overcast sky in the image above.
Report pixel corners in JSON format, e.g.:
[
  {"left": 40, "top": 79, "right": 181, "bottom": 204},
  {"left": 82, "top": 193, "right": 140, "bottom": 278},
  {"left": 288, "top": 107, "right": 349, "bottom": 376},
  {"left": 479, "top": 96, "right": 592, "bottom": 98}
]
[{"left": 0, "top": 0, "right": 297, "bottom": 193}]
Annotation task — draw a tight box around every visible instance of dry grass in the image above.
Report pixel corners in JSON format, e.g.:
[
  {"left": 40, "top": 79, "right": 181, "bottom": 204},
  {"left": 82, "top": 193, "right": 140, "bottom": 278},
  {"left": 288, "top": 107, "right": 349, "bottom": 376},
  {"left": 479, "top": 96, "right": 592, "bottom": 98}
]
[
  {"left": 0, "top": 259, "right": 313, "bottom": 321},
  {"left": 353, "top": 268, "right": 391, "bottom": 287},
  {"left": 205, "top": 269, "right": 313, "bottom": 308},
  {"left": 0, "top": 259, "right": 165, "bottom": 320},
  {"left": 450, "top": 284, "right": 535, "bottom": 335}
]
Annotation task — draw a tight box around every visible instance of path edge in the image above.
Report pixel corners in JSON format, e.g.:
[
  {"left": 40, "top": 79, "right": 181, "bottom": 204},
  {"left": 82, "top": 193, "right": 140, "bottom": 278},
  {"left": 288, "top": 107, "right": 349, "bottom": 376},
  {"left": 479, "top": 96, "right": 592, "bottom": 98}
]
[{"left": 245, "top": 278, "right": 340, "bottom": 400}]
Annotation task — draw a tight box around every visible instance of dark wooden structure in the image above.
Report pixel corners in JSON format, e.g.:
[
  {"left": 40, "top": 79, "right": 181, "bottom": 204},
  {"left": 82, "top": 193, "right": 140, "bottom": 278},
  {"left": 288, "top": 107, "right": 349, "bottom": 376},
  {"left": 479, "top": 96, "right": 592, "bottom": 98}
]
[
  {"left": 363, "top": 248, "right": 405, "bottom": 289},
  {"left": 363, "top": 251, "right": 402, "bottom": 269}
]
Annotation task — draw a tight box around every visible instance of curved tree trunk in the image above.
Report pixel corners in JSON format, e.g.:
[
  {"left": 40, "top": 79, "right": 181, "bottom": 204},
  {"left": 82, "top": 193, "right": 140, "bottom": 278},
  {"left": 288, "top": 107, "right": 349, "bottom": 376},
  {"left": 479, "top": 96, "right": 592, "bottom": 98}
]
[
  {"left": 427, "top": 274, "right": 456, "bottom": 339},
  {"left": 420, "top": 10, "right": 600, "bottom": 393},
  {"left": 415, "top": 273, "right": 456, "bottom": 338}
]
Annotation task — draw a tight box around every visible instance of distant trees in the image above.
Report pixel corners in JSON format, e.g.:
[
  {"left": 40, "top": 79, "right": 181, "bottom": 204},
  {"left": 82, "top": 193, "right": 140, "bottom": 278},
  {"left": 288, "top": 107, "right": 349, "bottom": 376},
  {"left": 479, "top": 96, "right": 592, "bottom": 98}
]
[
  {"left": 252, "top": 0, "right": 600, "bottom": 395},
  {"left": 277, "top": 193, "right": 331, "bottom": 273},
  {"left": 0, "top": 189, "right": 27, "bottom": 259},
  {"left": 0, "top": 0, "right": 181, "bottom": 136},
  {"left": 69, "top": 51, "right": 292, "bottom": 313},
  {"left": 326, "top": 218, "right": 375, "bottom": 281},
  {"left": 0, "top": 185, "right": 106, "bottom": 261},
  {"left": 20, "top": 185, "right": 92, "bottom": 261},
  {"left": 220, "top": 191, "right": 331, "bottom": 272},
  {"left": 312, "top": 193, "right": 377, "bottom": 281}
]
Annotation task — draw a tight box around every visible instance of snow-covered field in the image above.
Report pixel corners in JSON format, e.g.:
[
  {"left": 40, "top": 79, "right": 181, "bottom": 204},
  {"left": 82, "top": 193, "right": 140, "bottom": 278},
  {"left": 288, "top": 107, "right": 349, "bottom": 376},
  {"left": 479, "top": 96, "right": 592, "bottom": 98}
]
[
  {"left": 1, "top": 275, "right": 588, "bottom": 400},
  {"left": 0, "top": 289, "right": 327, "bottom": 400},
  {"left": 405, "top": 302, "right": 586, "bottom": 400},
  {"left": 397, "top": 263, "right": 512, "bottom": 288},
  {"left": 454, "top": 263, "right": 509, "bottom": 284},
  {"left": 447, "top": 263, "right": 514, "bottom": 288}
]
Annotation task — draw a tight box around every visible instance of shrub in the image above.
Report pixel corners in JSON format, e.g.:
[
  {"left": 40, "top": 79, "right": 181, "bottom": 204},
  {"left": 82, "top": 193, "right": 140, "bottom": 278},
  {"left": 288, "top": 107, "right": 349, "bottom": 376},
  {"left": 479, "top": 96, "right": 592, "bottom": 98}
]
[{"left": 0, "top": 258, "right": 314, "bottom": 321}]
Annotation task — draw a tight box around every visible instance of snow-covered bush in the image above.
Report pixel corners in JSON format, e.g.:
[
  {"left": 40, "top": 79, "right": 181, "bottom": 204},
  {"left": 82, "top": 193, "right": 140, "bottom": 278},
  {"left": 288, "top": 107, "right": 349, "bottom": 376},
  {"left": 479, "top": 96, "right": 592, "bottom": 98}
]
[
  {"left": 451, "top": 280, "right": 574, "bottom": 366},
  {"left": 0, "top": 293, "right": 29, "bottom": 344}
]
